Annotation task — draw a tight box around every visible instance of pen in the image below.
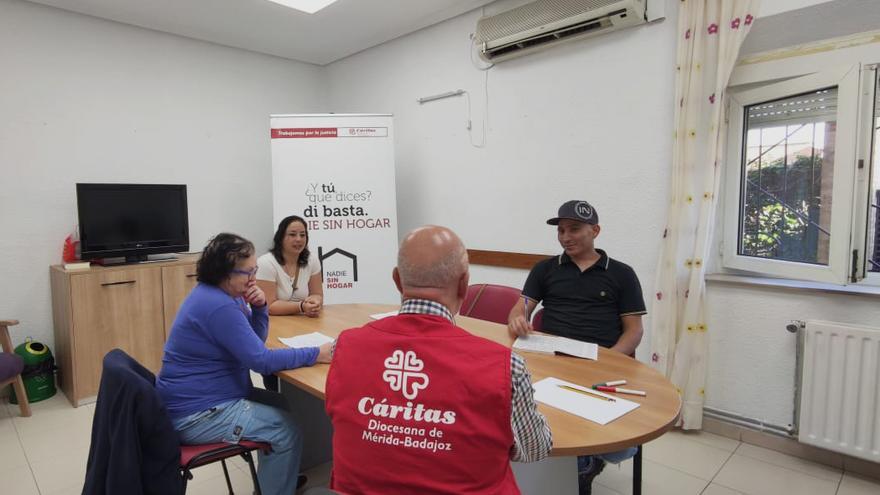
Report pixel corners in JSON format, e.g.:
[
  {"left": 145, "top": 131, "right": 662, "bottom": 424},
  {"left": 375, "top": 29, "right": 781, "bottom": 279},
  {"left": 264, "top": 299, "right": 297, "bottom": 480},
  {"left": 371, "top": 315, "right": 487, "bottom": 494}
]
[
  {"left": 522, "top": 295, "right": 529, "bottom": 322},
  {"left": 593, "top": 379, "right": 627, "bottom": 387},
  {"left": 557, "top": 384, "right": 616, "bottom": 402},
  {"left": 593, "top": 386, "right": 647, "bottom": 397}
]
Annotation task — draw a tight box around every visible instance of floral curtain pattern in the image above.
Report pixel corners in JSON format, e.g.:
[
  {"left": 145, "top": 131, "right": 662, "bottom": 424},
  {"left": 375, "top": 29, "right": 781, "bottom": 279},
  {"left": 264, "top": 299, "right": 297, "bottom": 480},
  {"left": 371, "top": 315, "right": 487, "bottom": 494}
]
[{"left": 649, "top": 0, "right": 760, "bottom": 429}]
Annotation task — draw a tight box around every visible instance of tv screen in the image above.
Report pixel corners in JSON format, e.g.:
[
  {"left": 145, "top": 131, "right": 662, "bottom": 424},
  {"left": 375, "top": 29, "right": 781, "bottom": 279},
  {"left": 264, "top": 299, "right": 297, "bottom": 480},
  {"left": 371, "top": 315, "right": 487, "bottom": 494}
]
[{"left": 76, "top": 183, "right": 189, "bottom": 262}]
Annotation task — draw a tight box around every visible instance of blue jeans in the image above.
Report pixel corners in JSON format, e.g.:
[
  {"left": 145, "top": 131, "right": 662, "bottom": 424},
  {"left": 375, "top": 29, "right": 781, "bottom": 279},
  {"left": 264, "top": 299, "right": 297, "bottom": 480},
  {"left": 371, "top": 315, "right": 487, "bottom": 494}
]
[
  {"left": 172, "top": 389, "right": 303, "bottom": 495},
  {"left": 577, "top": 447, "right": 639, "bottom": 472}
]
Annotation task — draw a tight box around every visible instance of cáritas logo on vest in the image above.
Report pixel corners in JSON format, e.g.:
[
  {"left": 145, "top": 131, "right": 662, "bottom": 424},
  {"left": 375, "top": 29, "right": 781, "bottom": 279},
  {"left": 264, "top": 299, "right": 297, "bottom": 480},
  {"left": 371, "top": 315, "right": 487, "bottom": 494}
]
[{"left": 357, "top": 350, "right": 456, "bottom": 425}]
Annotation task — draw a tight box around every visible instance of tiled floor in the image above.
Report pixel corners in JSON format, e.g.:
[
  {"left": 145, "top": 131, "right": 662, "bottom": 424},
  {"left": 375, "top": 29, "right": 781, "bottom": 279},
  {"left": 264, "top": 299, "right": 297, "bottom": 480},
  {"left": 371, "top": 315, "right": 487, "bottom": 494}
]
[
  {"left": 593, "top": 429, "right": 880, "bottom": 495},
  {"left": 2, "top": 393, "right": 878, "bottom": 495},
  {"left": 0, "top": 393, "right": 330, "bottom": 495}
]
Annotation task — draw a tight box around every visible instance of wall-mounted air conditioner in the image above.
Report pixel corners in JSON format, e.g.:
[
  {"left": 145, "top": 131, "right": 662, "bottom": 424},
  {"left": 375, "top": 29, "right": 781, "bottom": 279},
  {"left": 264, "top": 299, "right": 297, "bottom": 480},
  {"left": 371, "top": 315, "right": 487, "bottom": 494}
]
[{"left": 475, "top": 0, "right": 647, "bottom": 63}]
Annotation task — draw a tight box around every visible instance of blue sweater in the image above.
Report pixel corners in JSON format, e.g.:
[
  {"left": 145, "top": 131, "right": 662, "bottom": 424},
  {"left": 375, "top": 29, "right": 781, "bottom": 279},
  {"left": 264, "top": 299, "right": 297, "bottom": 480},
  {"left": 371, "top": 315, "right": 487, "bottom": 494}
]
[{"left": 156, "top": 283, "right": 319, "bottom": 419}]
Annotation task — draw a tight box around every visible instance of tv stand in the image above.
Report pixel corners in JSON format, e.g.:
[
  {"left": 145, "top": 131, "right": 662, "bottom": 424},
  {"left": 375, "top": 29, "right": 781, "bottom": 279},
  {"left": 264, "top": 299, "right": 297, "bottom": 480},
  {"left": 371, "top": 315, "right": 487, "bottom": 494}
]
[
  {"left": 96, "top": 254, "right": 179, "bottom": 266},
  {"left": 143, "top": 254, "right": 179, "bottom": 263}
]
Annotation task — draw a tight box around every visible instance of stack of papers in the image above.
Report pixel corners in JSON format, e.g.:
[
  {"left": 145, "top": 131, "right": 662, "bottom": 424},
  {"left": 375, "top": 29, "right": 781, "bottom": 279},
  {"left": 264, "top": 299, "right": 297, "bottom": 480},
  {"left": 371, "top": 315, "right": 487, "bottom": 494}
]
[
  {"left": 278, "top": 332, "right": 334, "bottom": 348},
  {"left": 513, "top": 334, "right": 598, "bottom": 360},
  {"left": 369, "top": 310, "right": 399, "bottom": 320},
  {"left": 533, "top": 377, "right": 640, "bottom": 425}
]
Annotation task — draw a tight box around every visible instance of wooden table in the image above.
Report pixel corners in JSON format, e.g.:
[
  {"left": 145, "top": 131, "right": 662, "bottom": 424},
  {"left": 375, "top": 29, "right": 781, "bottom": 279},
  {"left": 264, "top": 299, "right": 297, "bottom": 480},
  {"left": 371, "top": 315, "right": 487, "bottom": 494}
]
[{"left": 268, "top": 304, "right": 681, "bottom": 492}]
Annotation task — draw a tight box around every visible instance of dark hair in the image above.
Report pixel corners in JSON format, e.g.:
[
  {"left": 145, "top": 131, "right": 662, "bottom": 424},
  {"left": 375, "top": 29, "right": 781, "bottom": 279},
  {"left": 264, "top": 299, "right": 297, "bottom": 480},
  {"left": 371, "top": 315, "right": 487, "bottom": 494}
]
[
  {"left": 197, "top": 233, "right": 255, "bottom": 286},
  {"left": 271, "top": 215, "right": 310, "bottom": 267}
]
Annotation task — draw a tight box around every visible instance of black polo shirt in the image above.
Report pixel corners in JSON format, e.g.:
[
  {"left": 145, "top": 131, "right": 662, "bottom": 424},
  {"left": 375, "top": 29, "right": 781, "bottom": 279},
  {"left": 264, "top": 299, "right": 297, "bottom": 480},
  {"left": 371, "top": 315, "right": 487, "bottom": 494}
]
[{"left": 522, "top": 249, "right": 646, "bottom": 348}]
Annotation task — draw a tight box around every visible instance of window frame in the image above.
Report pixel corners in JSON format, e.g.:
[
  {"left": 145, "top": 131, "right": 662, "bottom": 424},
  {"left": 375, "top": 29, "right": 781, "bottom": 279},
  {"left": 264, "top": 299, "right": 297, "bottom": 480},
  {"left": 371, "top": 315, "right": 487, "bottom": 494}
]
[
  {"left": 851, "top": 65, "right": 879, "bottom": 284},
  {"left": 722, "top": 64, "right": 861, "bottom": 284}
]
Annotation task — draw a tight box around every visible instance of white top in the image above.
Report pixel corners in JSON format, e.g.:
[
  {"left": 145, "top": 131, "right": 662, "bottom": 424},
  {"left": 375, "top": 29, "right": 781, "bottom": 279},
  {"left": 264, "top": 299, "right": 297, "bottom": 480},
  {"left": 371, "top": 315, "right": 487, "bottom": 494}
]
[{"left": 256, "top": 251, "right": 321, "bottom": 302}]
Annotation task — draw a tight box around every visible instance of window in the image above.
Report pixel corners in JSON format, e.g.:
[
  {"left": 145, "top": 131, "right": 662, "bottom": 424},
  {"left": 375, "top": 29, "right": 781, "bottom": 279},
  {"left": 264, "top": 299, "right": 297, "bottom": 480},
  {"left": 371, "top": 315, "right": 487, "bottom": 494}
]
[
  {"left": 739, "top": 88, "right": 836, "bottom": 266},
  {"left": 722, "top": 64, "right": 878, "bottom": 284}
]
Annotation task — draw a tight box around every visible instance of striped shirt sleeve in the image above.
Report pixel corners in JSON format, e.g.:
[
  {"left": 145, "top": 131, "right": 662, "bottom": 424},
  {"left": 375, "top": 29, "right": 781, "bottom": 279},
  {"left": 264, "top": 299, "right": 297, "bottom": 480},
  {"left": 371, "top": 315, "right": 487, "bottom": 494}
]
[{"left": 509, "top": 352, "right": 552, "bottom": 462}]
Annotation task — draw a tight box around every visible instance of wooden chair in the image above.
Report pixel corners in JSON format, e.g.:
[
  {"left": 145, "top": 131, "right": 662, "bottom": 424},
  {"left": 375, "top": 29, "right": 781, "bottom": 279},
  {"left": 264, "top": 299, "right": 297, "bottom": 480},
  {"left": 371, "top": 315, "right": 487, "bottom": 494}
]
[{"left": 0, "top": 319, "right": 31, "bottom": 417}]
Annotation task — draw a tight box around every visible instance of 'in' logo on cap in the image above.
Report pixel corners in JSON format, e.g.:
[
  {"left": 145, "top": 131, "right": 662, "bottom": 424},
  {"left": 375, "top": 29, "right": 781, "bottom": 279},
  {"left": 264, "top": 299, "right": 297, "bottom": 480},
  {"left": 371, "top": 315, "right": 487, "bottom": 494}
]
[{"left": 575, "top": 202, "right": 593, "bottom": 220}]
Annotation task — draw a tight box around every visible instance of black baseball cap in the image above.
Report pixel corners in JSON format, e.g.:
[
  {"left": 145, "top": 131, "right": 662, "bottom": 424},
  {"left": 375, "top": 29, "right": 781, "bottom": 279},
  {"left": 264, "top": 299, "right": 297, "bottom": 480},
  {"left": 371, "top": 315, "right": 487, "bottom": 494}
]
[{"left": 547, "top": 200, "right": 599, "bottom": 225}]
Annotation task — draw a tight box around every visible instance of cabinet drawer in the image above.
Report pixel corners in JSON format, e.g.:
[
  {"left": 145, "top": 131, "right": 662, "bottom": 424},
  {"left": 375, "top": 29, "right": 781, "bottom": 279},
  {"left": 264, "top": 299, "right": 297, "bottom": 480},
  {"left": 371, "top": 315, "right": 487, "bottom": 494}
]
[{"left": 70, "top": 267, "right": 165, "bottom": 398}]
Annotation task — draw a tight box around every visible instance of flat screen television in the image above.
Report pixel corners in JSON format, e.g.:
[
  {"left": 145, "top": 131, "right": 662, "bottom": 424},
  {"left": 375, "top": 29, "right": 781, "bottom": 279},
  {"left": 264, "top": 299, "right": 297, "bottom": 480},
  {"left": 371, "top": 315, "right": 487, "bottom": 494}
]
[{"left": 76, "top": 183, "right": 189, "bottom": 262}]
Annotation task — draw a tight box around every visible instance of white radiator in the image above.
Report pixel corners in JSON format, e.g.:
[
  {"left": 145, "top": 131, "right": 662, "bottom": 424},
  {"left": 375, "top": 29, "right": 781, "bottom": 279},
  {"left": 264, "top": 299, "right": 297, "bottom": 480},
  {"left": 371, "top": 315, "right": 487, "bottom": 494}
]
[{"left": 798, "top": 320, "right": 880, "bottom": 462}]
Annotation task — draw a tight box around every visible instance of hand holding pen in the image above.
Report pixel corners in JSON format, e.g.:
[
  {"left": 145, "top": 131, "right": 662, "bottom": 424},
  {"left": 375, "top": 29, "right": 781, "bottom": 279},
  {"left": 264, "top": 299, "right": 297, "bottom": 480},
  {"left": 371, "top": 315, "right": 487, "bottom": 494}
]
[{"left": 507, "top": 295, "right": 534, "bottom": 337}]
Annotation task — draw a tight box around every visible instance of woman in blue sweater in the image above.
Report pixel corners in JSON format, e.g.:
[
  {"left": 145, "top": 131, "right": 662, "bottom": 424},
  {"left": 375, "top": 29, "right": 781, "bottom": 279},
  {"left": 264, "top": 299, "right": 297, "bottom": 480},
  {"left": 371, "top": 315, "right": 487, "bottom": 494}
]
[{"left": 157, "top": 233, "right": 330, "bottom": 495}]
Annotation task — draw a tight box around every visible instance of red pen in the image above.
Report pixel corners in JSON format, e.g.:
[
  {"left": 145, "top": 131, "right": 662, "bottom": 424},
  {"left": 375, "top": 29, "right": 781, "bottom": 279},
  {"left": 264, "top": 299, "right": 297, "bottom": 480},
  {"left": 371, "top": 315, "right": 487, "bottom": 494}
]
[
  {"left": 593, "top": 379, "right": 627, "bottom": 388},
  {"left": 593, "top": 386, "right": 646, "bottom": 396}
]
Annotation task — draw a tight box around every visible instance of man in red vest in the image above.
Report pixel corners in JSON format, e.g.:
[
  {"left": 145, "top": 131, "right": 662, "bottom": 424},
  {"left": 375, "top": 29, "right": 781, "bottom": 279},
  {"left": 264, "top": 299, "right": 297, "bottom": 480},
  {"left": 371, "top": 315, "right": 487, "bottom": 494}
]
[{"left": 325, "top": 225, "right": 552, "bottom": 495}]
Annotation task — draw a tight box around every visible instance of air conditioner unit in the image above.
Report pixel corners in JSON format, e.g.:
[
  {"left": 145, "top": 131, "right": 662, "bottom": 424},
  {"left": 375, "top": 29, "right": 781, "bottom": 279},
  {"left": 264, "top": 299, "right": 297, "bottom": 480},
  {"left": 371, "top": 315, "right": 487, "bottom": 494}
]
[{"left": 475, "top": 0, "right": 647, "bottom": 63}]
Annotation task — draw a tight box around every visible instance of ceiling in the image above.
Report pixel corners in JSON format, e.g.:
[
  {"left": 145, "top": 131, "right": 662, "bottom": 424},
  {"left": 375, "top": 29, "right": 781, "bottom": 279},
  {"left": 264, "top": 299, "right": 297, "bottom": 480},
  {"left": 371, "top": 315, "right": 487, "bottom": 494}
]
[{"left": 25, "top": 0, "right": 496, "bottom": 65}]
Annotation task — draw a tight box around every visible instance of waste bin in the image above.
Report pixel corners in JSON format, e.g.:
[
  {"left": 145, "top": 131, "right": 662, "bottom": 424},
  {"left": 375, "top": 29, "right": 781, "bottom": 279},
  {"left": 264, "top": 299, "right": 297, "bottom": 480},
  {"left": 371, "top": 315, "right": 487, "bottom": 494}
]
[{"left": 10, "top": 338, "right": 57, "bottom": 404}]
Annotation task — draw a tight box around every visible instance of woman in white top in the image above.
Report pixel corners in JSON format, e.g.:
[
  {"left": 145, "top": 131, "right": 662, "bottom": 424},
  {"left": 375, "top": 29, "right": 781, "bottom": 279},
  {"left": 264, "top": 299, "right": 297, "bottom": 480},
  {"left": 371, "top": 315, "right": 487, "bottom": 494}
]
[{"left": 256, "top": 215, "right": 323, "bottom": 317}]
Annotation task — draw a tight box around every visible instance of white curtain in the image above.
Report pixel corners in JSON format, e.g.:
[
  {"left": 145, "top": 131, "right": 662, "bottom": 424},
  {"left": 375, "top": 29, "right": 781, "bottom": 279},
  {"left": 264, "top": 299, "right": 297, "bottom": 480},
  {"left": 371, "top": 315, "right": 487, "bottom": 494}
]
[{"left": 649, "top": 0, "right": 760, "bottom": 429}]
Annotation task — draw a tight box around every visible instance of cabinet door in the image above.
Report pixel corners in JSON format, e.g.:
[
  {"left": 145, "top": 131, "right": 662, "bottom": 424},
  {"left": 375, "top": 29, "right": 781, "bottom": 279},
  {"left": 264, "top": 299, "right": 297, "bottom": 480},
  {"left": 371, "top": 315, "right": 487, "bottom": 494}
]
[
  {"left": 70, "top": 267, "right": 165, "bottom": 398},
  {"left": 162, "top": 264, "right": 198, "bottom": 339}
]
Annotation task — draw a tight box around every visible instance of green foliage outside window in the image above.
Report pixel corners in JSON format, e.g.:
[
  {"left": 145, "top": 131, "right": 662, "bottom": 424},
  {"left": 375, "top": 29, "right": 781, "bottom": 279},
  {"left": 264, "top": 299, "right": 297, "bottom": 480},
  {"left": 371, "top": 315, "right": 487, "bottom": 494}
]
[{"left": 741, "top": 155, "right": 825, "bottom": 264}]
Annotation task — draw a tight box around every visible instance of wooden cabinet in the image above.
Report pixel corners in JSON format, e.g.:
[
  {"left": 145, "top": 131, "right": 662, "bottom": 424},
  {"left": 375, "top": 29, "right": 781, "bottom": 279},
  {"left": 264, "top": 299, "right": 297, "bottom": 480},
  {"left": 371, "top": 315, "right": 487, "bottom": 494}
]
[
  {"left": 50, "top": 256, "right": 198, "bottom": 406},
  {"left": 161, "top": 264, "right": 199, "bottom": 340}
]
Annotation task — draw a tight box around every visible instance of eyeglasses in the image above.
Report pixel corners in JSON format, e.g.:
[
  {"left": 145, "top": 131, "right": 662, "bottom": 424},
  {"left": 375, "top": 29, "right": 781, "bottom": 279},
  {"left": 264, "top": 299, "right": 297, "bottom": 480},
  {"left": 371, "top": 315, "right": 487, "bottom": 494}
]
[{"left": 231, "top": 267, "right": 258, "bottom": 277}]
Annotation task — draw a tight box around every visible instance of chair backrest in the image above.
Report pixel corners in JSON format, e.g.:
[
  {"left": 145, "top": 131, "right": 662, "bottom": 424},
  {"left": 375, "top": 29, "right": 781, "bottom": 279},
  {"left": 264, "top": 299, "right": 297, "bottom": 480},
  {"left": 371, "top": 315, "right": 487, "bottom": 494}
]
[
  {"left": 0, "top": 320, "right": 22, "bottom": 382},
  {"left": 531, "top": 308, "right": 544, "bottom": 331},
  {"left": 460, "top": 285, "right": 484, "bottom": 317},
  {"left": 83, "top": 349, "right": 183, "bottom": 495},
  {"left": 0, "top": 319, "right": 30, "bottom": 417},
  {"left": 460, "top": 284, "right": 521, "bottom": 325}
]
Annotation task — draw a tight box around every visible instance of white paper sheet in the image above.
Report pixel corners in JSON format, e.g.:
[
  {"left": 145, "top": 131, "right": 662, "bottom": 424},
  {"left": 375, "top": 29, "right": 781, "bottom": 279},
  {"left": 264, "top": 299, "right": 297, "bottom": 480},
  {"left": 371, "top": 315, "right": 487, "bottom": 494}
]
[
  {"left": 369, "top": 310, "right": 399, "bottom": 320},
  {"left": 278, "top": 332, "right": 334, "bottom": 348},
  {"left": 513, "top": 335, "right": 598, "bottom": 360},
  {"left": 533, "top": 377, "right": 640, "bottom": 425}
]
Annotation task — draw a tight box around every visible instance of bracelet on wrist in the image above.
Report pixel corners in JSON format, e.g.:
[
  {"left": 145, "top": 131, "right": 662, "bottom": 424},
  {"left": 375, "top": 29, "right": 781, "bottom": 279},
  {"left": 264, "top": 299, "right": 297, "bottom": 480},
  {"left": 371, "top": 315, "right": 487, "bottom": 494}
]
[{"left": 300, "top": 301, "right": 305, "bottom": 313}]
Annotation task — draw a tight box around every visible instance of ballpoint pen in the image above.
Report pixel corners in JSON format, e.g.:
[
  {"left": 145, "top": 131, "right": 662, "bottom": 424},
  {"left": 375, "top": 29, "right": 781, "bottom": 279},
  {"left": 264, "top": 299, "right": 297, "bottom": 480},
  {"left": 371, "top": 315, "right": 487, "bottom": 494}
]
[
  {"left": 593, "top": 379, "right": 627, "bottom": 387},
  {"left": 593, "top": 386, "right": 647, "bottom": 397}
]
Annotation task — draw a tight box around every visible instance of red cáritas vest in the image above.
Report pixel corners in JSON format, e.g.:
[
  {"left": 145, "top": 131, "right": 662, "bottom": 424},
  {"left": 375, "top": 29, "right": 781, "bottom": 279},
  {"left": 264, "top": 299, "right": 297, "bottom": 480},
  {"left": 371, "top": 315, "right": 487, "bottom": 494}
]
[{"left": 325, "top": 313, "right": 520, "bottom": 495}]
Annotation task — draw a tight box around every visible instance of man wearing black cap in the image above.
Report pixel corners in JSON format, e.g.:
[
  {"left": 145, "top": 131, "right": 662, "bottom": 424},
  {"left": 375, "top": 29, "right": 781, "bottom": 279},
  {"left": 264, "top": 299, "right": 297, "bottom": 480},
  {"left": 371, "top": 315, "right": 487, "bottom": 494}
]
[{"left": 507, "top": 200, "right": 646, "bottom": 494}]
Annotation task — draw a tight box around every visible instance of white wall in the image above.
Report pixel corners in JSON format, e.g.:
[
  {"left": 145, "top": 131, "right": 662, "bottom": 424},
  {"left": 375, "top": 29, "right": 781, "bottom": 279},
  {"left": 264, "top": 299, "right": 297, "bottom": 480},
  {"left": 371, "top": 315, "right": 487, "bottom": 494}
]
[
  {"left": 324, "top": 0, "right": 880, "bottom": 430},
  {"left": 706, "top": 284, "right": 880, "bottom": 426},
  {"left": 0, "top": 0, "right": 326, "bottom": 348},
  {"left": 4, "top": 0, "right": 874, "bottom": 431},
  {"left": 759, "top": 0, "right": 833, "bottom": 18},
  {"left": 704, "top": 27, "right": 880, "bottom": 425},
  {"left": 326, "top": 0, "right": 678, "bottom": 318}
]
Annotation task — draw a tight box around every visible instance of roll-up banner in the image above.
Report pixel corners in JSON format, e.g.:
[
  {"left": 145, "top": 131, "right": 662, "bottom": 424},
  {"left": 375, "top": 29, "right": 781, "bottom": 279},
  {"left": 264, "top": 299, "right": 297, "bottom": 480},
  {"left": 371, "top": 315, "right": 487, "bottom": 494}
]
[{"left": 270, "top": 114, "right": 398, "bottom": 304}]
